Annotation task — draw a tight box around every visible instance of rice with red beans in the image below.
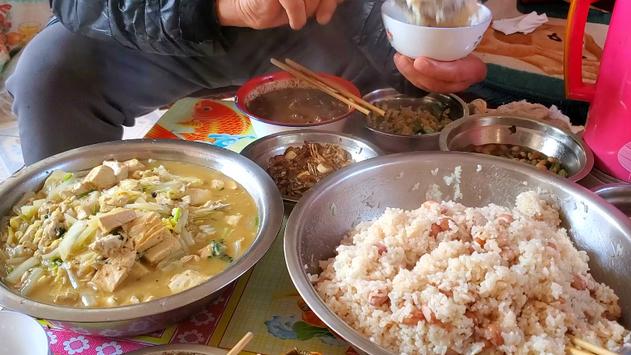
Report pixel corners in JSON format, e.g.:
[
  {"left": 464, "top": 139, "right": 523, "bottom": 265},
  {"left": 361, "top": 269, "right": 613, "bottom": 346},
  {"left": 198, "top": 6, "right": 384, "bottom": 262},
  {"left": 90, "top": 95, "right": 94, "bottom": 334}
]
[{"left": 314, "top": 191, "right": 629, "bottom": 354}]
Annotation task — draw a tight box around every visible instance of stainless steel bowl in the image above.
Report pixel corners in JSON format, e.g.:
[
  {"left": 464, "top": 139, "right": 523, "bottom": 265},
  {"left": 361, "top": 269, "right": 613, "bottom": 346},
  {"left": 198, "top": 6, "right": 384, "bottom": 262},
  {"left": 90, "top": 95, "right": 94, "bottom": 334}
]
[
  {"left": 0, "top": 139, "right": 284, "bottom": 336},
  {"left": 362, "top": 88, "right": 468, "bottom": 153},
  {"left": 591, "top": 168, "right": 627, "bottom": 185},
  {"left": 285, "top": 152, "right": 631, "bottom": 355},
  {"left": 593, "top": 184, "right": 631, "bottom": 217},
  {"left": 240, "top": 130, "right": 383, "bottom": 204},
  {"left": 439, "top": 115, "right": 594, "bottom": 182}
]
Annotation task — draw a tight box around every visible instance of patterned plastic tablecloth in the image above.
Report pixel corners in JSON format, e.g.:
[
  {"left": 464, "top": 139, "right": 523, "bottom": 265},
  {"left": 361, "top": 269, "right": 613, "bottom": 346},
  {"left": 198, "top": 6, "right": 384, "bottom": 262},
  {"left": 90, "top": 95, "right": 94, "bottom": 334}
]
[{"left": 41, "top": 98, "right": 356, "bottom": 355}]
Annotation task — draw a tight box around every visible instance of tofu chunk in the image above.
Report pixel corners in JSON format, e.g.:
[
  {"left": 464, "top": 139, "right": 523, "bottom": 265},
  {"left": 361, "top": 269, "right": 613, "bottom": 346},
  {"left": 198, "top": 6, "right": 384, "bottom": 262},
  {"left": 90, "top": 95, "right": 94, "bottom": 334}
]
[
  {"left": 71, "top": 181, "right": 93, "bottom": 196},
  {"left": 97, "top": 208, "right": 137, "bottom": 233},
  {"left": 90, "top": 234, "right": 126, "bottom": 258},
  {"left": 129, "top": 261, "right": 151, "bottom": 279},
  {"left": 84, "top": 165, "right": 117, "bottom": 190},
  {"left": 103, "top": 161, "right": 129, "bottom": 182},
  {"left": 52, "top": 289, "right": 79, "bottom": 304},
  {"left": 123, "top": 159, "right": 146, "bottom": 173},
  {"left": 143, "top": 235, "right": 182, "bottom": 265},
  {"left": 168, "top": 270, "right": 209, "bottom": 294},
  {"left": 186, "top": 188, "right": 213, "bottom": 206},
  {"left": 124, "top": 212, "right": 171, "bottom": 252},
  {"left": 210, "top": 179, "right": 225, "bottom": 190},
  {"left": 225, "top": 214, "right": 242, "bottom": 226},
  {"left": 118, "top": 179, "right": 140, "bottom": 191},
  {"left": 91, "top": 250, "right": 135, "bottom": 293}
]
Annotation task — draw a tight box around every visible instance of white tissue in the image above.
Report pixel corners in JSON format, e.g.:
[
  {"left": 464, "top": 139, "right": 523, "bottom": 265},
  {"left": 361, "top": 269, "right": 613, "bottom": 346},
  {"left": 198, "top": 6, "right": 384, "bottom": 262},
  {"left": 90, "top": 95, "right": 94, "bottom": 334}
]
[{"left": 492, "top": 11, "right": 548, "bottom": 35}]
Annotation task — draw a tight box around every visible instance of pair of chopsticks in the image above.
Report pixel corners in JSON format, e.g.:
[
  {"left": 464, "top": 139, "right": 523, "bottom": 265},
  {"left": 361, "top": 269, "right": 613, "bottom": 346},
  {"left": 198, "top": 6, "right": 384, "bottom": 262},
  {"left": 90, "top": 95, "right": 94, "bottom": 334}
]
[
  {"left": 227, "top": 332, "right": 253, "bottom": 355},
  {"left": 230, "top": 332, "right": 619, "bottom": 355},
  {"left": 269, "top": 58, "right": 386, "bottom": 117},
  {"left": 568, "top": 337, "right": 618, "bottom": 355}
]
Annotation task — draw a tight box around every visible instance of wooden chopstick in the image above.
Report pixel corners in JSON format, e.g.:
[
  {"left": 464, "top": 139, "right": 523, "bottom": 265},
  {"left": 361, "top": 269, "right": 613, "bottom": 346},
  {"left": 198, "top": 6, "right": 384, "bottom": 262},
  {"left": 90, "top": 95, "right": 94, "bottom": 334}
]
[
  {"left": 570, "top": 337, "right": 618, "bottom": 355},
  {"left": 270, "top": 58, "right": 371, "bottom": 116},
  {"left": 227, "top": 332, "right": 253, "bottom": 355},
  {"left": 284, "top": 58, "right": 386, "bottom": 116},
  {"left": 568, "top": 347, "right": 598, "bottom": 355}
]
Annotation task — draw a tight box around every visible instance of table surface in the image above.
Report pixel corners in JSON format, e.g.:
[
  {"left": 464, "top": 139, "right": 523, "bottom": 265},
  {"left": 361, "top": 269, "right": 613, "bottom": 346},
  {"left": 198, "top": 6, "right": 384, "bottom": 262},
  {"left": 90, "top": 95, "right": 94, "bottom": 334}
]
[{"left": 31, "top": 97, "right": 624, "bottom": 355}]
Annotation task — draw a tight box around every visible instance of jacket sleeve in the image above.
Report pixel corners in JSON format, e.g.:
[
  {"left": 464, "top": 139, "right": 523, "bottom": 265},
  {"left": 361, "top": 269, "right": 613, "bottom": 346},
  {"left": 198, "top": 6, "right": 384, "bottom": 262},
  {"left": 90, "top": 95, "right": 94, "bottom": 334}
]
[{"left": 51, "top": 0, "right": 232, "bottom": 57}]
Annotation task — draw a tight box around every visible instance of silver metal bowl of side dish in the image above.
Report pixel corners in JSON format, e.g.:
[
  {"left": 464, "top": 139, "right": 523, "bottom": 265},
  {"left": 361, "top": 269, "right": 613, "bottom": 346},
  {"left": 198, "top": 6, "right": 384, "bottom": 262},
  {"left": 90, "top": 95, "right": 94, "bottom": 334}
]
[
  {"left": 362, "top": 88, "right": 469, "bottom": 153},
  {"left": 241, "top": 130, "right": 383, "bottom": 205},
  {"left": 439, "top": 115, "right": 594, "bottom": 182},
  {"left": 0, "top": 139, "right": 284, "bottom": 336}
]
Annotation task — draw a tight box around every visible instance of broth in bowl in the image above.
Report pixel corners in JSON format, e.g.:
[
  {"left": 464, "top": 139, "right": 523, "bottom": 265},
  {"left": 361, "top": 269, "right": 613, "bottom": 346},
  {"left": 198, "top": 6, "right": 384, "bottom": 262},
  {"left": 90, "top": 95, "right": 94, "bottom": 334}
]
[
  {"left": 0, "top": 159, "right": 257, "bottom": 308},
  {"left": 236, "top": 72, "right": 359, "bottom": 137},
  {"left": 247, "top": 88, "right": 349, "bottom": 124}
]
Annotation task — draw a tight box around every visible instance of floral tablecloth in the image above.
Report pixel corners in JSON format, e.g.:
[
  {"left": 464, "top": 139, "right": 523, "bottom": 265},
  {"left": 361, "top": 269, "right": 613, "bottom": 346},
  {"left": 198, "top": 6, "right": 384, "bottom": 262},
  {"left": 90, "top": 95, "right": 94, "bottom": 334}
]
[{"left": 41, "top": 98, "right": 356, "bottom": 355}]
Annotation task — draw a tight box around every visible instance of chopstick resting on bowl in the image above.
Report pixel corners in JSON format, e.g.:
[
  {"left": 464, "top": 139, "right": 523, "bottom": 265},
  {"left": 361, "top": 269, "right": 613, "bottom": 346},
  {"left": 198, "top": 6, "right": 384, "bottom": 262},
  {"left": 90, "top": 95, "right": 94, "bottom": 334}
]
[
  {"left": 284, "top": 58, "right": 386, "bottom": 116},
  {"left": 269, "top": 58, "right": 385, "bottom": 117},
  {"left": 567, "top": 337, "right": 619, "bottom": 355},
  {"left": 227, "top": 332, "right": 254, "bottom": 355}
]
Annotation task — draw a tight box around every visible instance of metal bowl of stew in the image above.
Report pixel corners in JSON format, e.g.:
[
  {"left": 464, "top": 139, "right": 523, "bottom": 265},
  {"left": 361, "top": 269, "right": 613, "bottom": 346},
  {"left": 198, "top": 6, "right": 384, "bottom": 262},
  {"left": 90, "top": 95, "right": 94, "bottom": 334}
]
[
  {"left": 439, "top": 115, "right": 594, "bottom": 182},
  {"left": 0, "top": 139, "right": 284, "bottom": 336},
  {"left": 241, "top": 130, "right": 383, "bottom": 205},
  {"left": 362, "top": 88, "right": 468, "bottom": 153}
]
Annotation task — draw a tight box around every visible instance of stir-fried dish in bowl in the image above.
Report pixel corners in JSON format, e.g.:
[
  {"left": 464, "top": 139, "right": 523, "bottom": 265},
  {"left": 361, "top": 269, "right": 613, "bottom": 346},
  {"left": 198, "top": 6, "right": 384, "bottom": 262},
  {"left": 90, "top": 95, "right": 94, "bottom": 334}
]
[
  {"left": 266, "top": 143, "right": 353, "bottom": 200},
  {"left": 0, "top": 159, "right": 257, "bottom": 308}
]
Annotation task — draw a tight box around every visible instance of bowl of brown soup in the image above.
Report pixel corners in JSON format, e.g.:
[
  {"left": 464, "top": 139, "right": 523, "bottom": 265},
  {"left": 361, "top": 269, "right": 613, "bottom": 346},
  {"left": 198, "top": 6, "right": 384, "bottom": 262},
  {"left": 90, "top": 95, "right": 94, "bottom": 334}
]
[{"left": 235, "top": 72, "right": 359, "bottom": 137}]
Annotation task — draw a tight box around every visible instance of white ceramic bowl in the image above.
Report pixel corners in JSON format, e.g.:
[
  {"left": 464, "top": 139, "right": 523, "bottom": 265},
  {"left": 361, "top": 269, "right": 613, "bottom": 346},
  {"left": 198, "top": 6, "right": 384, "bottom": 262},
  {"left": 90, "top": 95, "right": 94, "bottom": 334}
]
[
  {"left": 235, "top": 72, "right": 359, "bottom": 138},
  {"left": 0, "top": 311, "right": 50, "bottom": 355},
  {"left": 381, "top": 1, "right": 492, "bottom": 61}
]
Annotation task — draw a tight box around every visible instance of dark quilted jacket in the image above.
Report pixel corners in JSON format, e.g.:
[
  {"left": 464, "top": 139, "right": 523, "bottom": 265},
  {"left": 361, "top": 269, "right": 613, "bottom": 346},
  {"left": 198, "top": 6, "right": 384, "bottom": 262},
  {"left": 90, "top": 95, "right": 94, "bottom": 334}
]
[
  {"left": 49, "top": 0, "right": 422, "bottom": 94},
  {"left": 50, "top": 0, "right": 229, "bottom": 56}
]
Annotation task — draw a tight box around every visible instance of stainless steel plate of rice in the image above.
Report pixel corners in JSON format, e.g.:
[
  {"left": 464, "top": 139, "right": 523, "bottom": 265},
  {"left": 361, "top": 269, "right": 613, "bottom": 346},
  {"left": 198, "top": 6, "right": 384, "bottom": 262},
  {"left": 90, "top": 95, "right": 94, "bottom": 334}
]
[{"left": 285, "top": 152, "right": 631, "bottom": 355}]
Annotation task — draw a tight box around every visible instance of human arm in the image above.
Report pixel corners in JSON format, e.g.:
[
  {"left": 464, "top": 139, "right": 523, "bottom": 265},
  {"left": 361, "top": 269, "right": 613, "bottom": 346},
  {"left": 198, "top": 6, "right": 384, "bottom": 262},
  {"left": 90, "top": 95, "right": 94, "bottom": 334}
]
[{"left": 51, "top": 0, "right": 342, "bottom": 57}]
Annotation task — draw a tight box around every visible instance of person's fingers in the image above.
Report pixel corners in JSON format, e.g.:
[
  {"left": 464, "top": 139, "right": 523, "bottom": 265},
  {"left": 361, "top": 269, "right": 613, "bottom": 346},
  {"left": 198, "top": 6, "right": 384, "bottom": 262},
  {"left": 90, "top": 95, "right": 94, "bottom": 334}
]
[
  {"left": 413, "top": 55, "right": 487, "bottom": 83},
  {"left": 316, "top": 0, "right": 339, "bottom": 24},
  {"left": 279, "top": 0, "right": 308, "bottom": 29},
  {"left": 394, "top": 53, "right": 474, "bottom": 93},
  {"left": 413, "top": 77, "right": 476, "bottom": 93},
  {"left": 304, "top": 0, "right": 321, "bottom": 16}
]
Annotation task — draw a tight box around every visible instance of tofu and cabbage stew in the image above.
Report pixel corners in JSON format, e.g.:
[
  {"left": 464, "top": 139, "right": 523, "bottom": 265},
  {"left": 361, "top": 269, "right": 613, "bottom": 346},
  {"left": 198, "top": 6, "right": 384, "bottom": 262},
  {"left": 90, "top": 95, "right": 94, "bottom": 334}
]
[{"left": 0, "top": 159, "right": 257, "bottom": 307}]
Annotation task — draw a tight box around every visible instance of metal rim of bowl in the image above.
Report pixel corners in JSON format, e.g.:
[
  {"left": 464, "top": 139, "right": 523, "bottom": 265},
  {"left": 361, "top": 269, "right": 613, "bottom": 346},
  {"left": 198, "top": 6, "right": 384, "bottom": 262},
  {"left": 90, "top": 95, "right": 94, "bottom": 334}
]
[
  {"left": 363, "top": 93, "right": 469, "bottom": 139},
  {"left": 590, "top": 168, "right": 627, "bottom": 185},
  {"left": 284, "top": 151, "right": 630, "bottom": 355},
  {"left": 438, "top": 115, "right": 595, "bottom": 182},
  {"left": 234, "top": 71, "right": 359, "bottom": 128},
  {"left": 240, "top": 129, "right": 385, "bottom": 204},
  {"left": 591, "top": 183, "right": 631, "bottom": 217},
  {"left": 0, "top": 139, "right": 284, "bottom": 323},
  {"left": 592, "top": 183, "right": 631, "bottom": 195}
]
